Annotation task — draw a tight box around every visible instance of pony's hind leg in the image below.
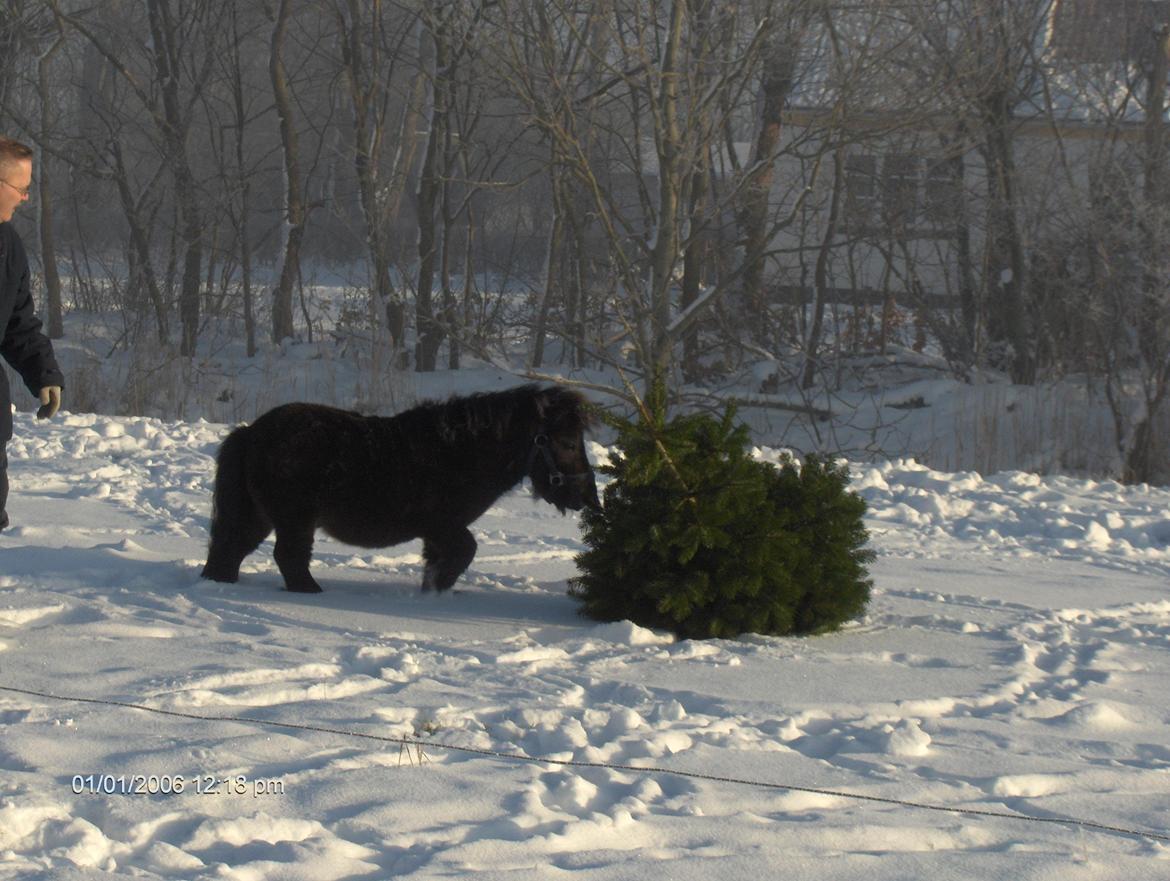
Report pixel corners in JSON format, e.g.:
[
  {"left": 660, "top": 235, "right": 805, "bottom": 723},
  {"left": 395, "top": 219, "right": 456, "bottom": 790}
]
[
  {"left": 202, "top": 426, "right": 272, "bottom": 583},
  {"left": 421, "top": 528, "right": 477, "bottom": 592},
  {"left": 202, "top": 511, "right": 271, "bottom": 583},
  {"left": 273, "top": 522, "right": 324, "bottom": 593}
]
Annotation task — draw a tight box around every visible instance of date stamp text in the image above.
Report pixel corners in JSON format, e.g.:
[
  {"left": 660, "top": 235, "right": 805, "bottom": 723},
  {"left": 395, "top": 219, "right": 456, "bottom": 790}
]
[{"left": 71, "top": 774, "right": 286, "bottom": 797}]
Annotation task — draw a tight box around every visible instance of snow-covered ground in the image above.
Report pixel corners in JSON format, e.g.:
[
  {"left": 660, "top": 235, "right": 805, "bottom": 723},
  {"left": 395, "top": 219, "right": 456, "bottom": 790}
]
[
  {"left": 42, "top": 305, "right": 1152, "bottom": 481},
  {"left": 1, "top": 408, "right": 1168, "bottom": 879}
]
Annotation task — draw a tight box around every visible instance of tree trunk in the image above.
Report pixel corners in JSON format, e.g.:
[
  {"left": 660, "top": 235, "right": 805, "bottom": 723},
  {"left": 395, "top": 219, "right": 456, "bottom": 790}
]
[
  {"left": 681, "top": 156, "right": 709, "bottom": 383},
  {"left": 452, "top": 203, "right": 476, "bottom": 370},
  {"left": 564, "top": 191, "right": 589, "bottom": 369},
  {"left": 111, "top": 142, "right": 168, "bottom": 345},
  {"left": 337, "top": 0, "right": 405, "bottom": 350},
  {"left": 803, "top": 147, "right": 845, "bottom": 389},
  {"left": 37, "top": 25, "right": 66, "bottom": 339},
  {"left": 228, "top": 2, "right": 256, "bottom": 357},
  {"left": 531, "top": 169, "right": 564, "bottom": 370},
  {"left": 438, "top": 96, "right": 458, "bottom": 369},
  {"left": 146, "top": 0, "right": 202, "bottom": 356},
  {"left": 269, "top": 0, "right": 305, "bottom": 344},
  {"left": 386, "top": 62, "right": 427, "bottom": 271},
  {"left": 1124, "top": 25, "right": 1170, "bottom": 484},
  {"left": 982, "top": 96, "right": 1032, "bottom": 384},
  {"left": 738, "top": 14, "right": 805, "bottom": 347},
  {"left": 951, "top": 150, "right": 978, "bottom": 363},
  {"left": 679, "top": 0, "right": 716, "bottom": 383},
  {"left": 645, "top": 0, "right": 685, "bottom": 411},
  {"left": 0, "top": 3, "right": 23, "bottom": 129},
  {"left": 1138, "top": 26, "right": 1169, "bottom": 368},
  {"left": 414, "top": 14, "right": 446, "bottom": 372}
]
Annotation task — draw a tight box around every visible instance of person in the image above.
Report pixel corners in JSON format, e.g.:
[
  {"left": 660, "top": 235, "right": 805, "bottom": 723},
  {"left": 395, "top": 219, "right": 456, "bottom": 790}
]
[{"left": 0, "top": 136, "right": 64, "bottom": 529}]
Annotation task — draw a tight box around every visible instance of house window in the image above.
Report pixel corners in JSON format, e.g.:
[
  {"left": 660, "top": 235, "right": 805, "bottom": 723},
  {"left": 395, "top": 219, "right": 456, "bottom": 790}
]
[
  {"left": 844, "top": 154, "right": 877, "bottom": 229},
  {"left": 844, "top": 153, "right": 956, "bottom": 238},
  {"left": 881, "top": 154, "right": 919, "bottom": 230},
  {"left": 924, "top": 160, "right": 960, "bottom": 227}
]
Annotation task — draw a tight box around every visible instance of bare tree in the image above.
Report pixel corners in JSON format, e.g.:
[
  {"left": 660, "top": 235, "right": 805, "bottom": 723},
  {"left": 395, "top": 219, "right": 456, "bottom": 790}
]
[
  {"left": 909, "top": 0, "right": 1053, "bottom": 383},
  {"left": 35, "top": 7, "right": 66, "bottom": 337},
  {"left": 494, "top": 0, "right": 801, "bottom": 411},
  {"left": 0, "top": 1, "right": 32, "bottom": 128},
  {"left": 0, "top": 2, "right": 74, "bottom": 337},
  {"left": 52, "top": 0, "right": 225, "bottom": 355},
  {"left": 413, "top": 3, "right": 445, "bottom": 372},
  {"left": 737, "top": 1, "right": 814, "bottom": 349},
  {"left": 219, "top": 2, "right": 267, "bottom": 357},
  {"left": 412, "top": 0, "right": 492, "bottom": 372},
  {"left": 329, "top": 0, "right": 418, "bottom": 352},
  {"left": 1121, "top": 20, "right": 1170, "bottom": 482}
]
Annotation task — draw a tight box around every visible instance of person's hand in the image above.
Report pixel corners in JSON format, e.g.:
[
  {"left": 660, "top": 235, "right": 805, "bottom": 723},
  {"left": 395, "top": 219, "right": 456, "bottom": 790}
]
[{"left": 36, "top": 385, "right": 61, "bottom": 419}]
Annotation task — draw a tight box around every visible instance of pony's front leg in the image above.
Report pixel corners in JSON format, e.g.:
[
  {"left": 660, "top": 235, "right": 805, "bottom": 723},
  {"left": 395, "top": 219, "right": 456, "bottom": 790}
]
[
  {"left": 421, "top": 528, "right": 477, "bottom": 591},
  {"left": 273, "top": 523, "right": 323, "bottom": 593}
]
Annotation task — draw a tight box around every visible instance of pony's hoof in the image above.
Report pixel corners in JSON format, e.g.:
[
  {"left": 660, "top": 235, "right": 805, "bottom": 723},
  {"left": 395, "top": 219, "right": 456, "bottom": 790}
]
[
  {"left": 200, "top": 565, "right": 239, "bottom": 583},
  {"left": 286, "top": 581, "right": 323, "bottom": 594},
  {"left": 421, "top": 563, "right": 457, "bottom": 592}
]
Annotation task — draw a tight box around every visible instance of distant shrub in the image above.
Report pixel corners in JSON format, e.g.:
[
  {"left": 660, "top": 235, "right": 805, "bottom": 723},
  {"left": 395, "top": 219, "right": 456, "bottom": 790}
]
[{"left": 571, "top": 408, "right": 873, "bottom": 639}]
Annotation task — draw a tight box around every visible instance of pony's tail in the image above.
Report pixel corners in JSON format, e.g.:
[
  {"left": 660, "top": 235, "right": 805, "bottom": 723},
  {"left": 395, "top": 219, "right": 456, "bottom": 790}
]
[{"left": 201, "top": 425, "right": 264, "bottom": 582}]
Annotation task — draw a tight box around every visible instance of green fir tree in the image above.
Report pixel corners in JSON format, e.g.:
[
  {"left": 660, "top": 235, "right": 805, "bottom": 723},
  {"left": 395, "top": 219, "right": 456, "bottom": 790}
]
[{"left": 571, "top": 407, "right": 873, "bottom": 639}]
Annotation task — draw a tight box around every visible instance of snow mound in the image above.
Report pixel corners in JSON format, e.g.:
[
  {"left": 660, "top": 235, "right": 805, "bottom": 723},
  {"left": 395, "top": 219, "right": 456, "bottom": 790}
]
[{"left": 587, "top": 620, "right": 675, "bottom": 646}]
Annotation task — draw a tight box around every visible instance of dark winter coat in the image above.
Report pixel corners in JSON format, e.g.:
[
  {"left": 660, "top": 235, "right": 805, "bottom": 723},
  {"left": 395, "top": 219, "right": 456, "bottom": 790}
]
[{"left": 0, "top": 222, "right": 64, "bottom": 443}]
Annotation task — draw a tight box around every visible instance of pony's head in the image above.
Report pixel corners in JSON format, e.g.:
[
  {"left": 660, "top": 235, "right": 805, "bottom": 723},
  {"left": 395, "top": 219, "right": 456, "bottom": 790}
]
[{"left": 527, "top": 387, "right": 600, "bottom": 513}]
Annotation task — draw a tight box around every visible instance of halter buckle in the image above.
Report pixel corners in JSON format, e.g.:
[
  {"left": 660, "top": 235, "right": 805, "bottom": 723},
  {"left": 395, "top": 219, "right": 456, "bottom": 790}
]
[{"left": 528, "top": 431, "right": 587, "bottom": 488}]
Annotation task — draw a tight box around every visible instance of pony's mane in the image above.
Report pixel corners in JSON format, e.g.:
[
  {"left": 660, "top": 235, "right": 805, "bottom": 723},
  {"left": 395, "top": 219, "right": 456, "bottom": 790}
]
[{"left": 416, "top": 384, "right": 593, "bottom": 442}]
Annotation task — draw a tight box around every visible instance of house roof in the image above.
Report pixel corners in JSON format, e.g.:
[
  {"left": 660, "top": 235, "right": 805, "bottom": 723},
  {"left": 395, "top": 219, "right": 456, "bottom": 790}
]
[
  {"left": 1051, "top": 0, "right": 1170, "bottom": 65},
  {"left": 778, "top": 1, "right": 1170, "bottom": 136}
]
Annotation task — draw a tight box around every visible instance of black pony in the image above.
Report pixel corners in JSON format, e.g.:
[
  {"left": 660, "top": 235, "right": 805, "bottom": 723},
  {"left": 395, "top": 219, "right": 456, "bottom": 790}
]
[{"left": 201, "top": 384, "right": 599, "bottom": 594}]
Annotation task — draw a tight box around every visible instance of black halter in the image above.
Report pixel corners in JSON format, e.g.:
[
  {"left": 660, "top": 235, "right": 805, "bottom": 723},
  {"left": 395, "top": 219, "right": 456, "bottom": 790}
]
[{"left": 527, "top": 432, "right": 592, "bottom": 487}]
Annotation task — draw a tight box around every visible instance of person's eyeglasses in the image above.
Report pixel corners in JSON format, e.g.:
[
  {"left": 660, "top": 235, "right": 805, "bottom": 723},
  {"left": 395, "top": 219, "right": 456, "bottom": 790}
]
[{"left": 0, "top": 178, "right": 31, "bottom": 198}]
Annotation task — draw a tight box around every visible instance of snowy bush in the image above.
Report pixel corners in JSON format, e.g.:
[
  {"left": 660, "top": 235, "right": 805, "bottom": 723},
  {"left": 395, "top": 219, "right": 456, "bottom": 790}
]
[{"left": 572, "top": 408, "right": 873, "bottom": 639}]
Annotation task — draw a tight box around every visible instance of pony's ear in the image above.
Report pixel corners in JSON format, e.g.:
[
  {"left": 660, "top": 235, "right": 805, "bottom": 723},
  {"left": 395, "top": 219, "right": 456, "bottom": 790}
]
[
  {"left": 532, "top": 387, "right": 554, "bottom": 423},
  {"left": 533, "top": 386, "right": 593, "bottom": 431},
  {"left": 574, "top": 394, "right": 600, "bottom": 432}
]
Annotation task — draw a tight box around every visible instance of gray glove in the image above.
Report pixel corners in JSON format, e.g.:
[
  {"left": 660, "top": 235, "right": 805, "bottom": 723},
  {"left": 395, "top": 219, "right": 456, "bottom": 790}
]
[{"left": 36, "top": 386, "right": 61, "bottom": 419}]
